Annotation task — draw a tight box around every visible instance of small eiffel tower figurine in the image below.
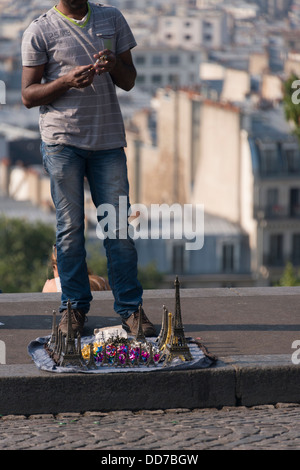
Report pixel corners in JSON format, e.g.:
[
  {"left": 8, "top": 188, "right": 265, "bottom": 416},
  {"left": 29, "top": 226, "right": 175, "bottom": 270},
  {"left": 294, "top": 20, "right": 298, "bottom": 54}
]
[
  {"left": 86, "top": 342, "right": 97, "bottom": 370},
  {"left": 159, "top": 311, "right": 173, "bottom": 355},
  {"left": 156, "top": 305, "right": 169, "bottom": 349},
  {"left": 164, "top": 277, "right": 193, "bottom": 365},
  {"left": 58, "top": 300, "right": 86, "bottom": 368}
]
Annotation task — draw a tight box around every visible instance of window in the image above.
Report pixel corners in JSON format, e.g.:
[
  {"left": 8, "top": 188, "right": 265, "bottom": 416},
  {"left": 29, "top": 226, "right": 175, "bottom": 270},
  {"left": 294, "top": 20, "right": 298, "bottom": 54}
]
[
  {"left": 286, "top": 149, "right": 300, "bottom": 173},
  {"left": 261, "top": 148, "right": 278, "bottom": 174},
  {"left": 269, "top": 234, "right": 284, "bottom": 266},
  {"left": 169, "top": 55, "right": 180, "bottom": 65},
  {"left": 135, "top": 56, "right": 145, "bottom": 65},
  {"left": 292, "top": 234, "right": 300, "bottom": 265},
  {"left": 136, "top": 75, "right": 145, "bottom": 85},
  {"left": 222, "top": 244, "right": 234, "bottom": 273},
  {"left": 290, "top": 188, "right": 300, "bottom": 217},
  {"left": 168, "top": 74, "right": 179, "bottom": 85},
  {"left": 152, "top": 55, "right": 163, "bottom": 66},
  {"left": 267, "top": 188, "right": 278, "bottom": 206},
  {"left": 151, "top": 74, "right": 162, "bottom": 84},
  {"left": 266, "top": 188, "right": 282, "bottom": 217}
]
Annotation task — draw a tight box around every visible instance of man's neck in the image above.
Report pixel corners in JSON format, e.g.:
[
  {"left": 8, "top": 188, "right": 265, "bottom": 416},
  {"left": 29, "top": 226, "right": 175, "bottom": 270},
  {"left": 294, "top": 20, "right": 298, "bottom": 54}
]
[{"left": 56, "top": 1, "right": 89, "bottom": 20}]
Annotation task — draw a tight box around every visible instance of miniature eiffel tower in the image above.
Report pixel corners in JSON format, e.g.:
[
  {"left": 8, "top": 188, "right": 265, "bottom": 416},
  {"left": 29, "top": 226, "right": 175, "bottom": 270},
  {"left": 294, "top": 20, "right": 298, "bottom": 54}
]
[
  {"left": 146, "top": 343, "right": 157, "bottom": 367},
  {"left": 163, "top": 276, "right": 193, "bottom": 365},
  {"left": 58, "top": 300, "right": 86, "bottom": 368},
  {"left": 159, "top": 311, "right": 173, "bottom": 356},
  {"left": 156, "top": 305, "right": 169, "bottom": 349},
  {"left": 86, "top": 342, "right": 97, "bottom": 370}
]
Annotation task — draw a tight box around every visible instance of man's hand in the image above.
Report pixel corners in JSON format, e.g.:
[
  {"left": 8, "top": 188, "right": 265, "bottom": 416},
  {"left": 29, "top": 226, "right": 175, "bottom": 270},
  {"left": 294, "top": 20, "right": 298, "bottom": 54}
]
[
  {"left": 92, "top": 49, "right": 136, "bottom": 92},
  {"left": 64, "top": 64, "right": 95, "bottom": 88},
  {"left": 93, "top": 49, "right": 116, "bottom": 75}
]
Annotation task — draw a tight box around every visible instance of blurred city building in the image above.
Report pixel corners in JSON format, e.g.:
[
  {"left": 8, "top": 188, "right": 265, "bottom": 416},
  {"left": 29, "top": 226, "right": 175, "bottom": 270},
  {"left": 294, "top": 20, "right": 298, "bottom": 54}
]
[{"left": 1, "top": 0, "right": 300, "bottom": 287}]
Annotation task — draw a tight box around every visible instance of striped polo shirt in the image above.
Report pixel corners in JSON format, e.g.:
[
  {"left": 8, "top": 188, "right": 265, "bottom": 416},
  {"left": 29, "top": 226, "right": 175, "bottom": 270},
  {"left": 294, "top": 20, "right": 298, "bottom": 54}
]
[{"left": 21, "top": 2, "right": 137, "bottom": 150}]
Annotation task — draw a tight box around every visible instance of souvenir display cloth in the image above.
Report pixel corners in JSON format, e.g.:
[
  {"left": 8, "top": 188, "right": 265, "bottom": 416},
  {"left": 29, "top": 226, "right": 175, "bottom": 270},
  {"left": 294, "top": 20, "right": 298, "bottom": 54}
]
[{"left": 27, "top": 335, "right": 217, "bottom": 374}]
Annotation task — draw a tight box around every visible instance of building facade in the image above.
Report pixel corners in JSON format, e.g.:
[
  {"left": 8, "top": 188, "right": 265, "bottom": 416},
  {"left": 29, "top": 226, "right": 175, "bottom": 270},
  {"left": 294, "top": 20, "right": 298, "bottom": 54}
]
[
  {"left": 125, "top": 84, "right": 300, "bottom": 286},
  {"left": 132, "top": 46, "right": 205, "bottom": 93},
  {"left": 157, "top": 8, "right": 233, "bottom": 49}
]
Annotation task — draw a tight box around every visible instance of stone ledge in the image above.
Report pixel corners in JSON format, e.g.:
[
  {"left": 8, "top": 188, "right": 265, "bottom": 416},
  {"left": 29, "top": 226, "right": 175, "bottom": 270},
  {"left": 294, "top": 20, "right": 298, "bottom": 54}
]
[
  {"left": 1, "top": 285, "right": 300, "bottom": 303},
  {"left": 0, "top": 355, "right": 299, "bottom": 416}
]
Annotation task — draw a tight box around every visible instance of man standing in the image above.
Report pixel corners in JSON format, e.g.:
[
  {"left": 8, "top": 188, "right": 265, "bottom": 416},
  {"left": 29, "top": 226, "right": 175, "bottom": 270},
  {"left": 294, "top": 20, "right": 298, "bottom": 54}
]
[{"left": 21, "top": 0, "right": 156, "bottom": 337}]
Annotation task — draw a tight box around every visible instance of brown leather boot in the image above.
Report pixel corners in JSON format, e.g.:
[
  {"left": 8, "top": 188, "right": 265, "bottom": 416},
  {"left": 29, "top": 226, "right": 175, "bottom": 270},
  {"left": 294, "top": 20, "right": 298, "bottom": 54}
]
[
  {"left": 59, "top": 309, "right": 87, "bottom": 336},
  {"left": 122, "top": 309, "right": 156, "bottom": 337}
]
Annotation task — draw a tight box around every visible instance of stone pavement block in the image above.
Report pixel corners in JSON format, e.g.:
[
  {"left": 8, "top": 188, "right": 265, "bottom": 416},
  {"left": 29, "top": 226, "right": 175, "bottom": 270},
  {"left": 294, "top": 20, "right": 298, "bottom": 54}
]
[
  {"left": 0, "top": 362, "right": 236, "bottom": 416},
  {"left": 1, "top": 405, "right": 300, "bottom": 450},
  {"left": 228, "top": 355, "right": 300, "bottom": 406},
  {"left": 1, "top": 286, "right": 300, "bottom": 364}
]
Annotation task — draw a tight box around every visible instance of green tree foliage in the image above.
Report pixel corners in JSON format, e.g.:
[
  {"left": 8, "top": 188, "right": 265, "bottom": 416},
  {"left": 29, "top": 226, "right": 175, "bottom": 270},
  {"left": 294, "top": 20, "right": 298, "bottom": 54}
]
[
  {"left": 86, "top": 242, "right": 163, "bottom": 289},
  {"left": 283, "top": 73, "right": 300, "bottom": 143},
  {"left": 0, "top": 216, "right": 55, "bottom": 293},
  {"left": 85, "top": 242, "right": 108, "bottom": 278},
  {"left": 277, "top": 262, "right": 300, "bottom": 287},
  {"left": 0, "top": 215, "right": 164, "bottom": 293},
  {"left": 138, "top": 261, "right": 164, "bottom": 289}
]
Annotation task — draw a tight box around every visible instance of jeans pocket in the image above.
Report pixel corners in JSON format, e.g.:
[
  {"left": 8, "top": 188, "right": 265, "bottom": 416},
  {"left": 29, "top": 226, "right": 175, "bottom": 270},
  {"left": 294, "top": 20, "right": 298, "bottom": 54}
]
[
  {"left": 41, "top": 142, "right": 66, "bottom": 174},
  {"left": 43, "top": 143, "right": 66, "bottom": 155}
]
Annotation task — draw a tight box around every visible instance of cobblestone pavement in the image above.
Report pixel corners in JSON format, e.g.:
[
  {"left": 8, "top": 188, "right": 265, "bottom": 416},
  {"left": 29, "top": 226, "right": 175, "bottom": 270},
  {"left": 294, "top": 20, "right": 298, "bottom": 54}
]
[{"left": 0, "top": 404, "right": 300, "bottom": 451}]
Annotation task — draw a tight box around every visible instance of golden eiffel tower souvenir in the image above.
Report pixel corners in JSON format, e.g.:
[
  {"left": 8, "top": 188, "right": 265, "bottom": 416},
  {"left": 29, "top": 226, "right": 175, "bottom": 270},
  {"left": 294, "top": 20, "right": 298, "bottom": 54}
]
[
  {"left": 159, "top": 311, "right": 173, "bottom": 355},
  {"left": 163, "top": 277, "right": 193, "bottom": 365},
  {"left": 156, "top": 305, "right": 169, "bottom": 349}
]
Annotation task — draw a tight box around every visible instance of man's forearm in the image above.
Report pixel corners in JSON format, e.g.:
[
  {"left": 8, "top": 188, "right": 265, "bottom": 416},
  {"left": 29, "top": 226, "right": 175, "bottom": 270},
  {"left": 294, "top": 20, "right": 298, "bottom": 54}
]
[
  {"left": 22, "top": 64, "right": 95, "bottom": 109},
  {"left": 109, "top": 56, "right": 136, "bottom": 92},
  {"left": 22, "top": 76, "right": 70, "bottom": 109}
]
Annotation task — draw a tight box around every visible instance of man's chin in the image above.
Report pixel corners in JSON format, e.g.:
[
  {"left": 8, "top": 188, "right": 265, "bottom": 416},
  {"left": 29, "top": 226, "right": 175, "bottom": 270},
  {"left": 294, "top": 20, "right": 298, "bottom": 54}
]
[{"left": 64, "top": 0, "right": 88, "bottom": 11}]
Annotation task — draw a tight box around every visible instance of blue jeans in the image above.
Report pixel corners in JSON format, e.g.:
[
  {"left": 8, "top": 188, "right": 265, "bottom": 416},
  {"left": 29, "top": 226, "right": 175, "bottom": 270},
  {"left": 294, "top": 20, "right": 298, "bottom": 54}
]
[{"left": 41, "top": 142, "right": 143, "bottom": 319}]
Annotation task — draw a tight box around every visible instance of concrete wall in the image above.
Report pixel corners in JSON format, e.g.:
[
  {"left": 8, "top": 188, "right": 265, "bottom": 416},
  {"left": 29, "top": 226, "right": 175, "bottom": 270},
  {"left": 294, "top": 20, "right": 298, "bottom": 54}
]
[
  {"left": 221, "top": 68, "right": 251, "bottom": 103},
  {"left": 248, "top": 52, "right": 269, "bottom": 76},
  {"left": 261, "top": 74, "right": 283, "bottom": 102},
  {"left": 192, "top": 100, "right": 241, "bottom": 223},
  {"left": 127, "top": 89, "right": 198, "bottom": 206}
]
